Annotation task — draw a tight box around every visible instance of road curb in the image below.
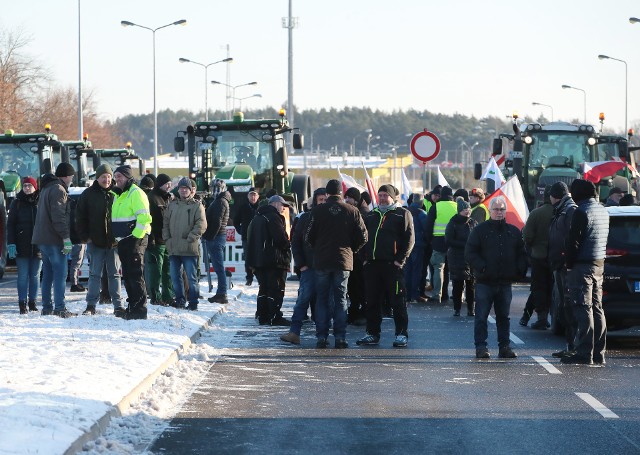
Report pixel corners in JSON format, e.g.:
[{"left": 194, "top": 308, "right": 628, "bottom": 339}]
[{"left": 63, "top": 292, "right": 243, "bottom": 455}]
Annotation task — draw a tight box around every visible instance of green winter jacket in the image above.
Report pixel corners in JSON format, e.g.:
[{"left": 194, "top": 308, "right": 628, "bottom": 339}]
[{"left": 522, "top": 202, "right": 554, "bottom": 260}]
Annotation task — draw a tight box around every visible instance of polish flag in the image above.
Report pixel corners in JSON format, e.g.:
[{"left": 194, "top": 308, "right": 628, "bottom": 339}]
[
  {"left": 362, "top": 163, "right": 378, "bottom": 207},
  {"left": 337, "top": 167, "right": 366, "bottom": 195},
  {"left": 582, "top": 160, "right": 627, "bottom": 183},
  {"left": 483, "top": 176, "right": 529, "bottom": 230}
]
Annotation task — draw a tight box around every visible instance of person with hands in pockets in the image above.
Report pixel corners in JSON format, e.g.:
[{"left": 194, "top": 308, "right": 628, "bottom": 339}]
[{"left": 32, "top": 163, "right": 77, "bottom": 318}]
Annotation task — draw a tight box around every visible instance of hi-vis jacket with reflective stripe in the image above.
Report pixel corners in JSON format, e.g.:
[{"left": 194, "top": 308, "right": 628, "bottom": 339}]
[
  {"left": 433, "top": 201, "right": 457, "bottom": 236},
  {"left": 112, "top": 182, "right": 152, "bottom": 239}
]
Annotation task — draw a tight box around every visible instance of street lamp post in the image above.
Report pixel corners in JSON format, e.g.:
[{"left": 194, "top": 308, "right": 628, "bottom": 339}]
[
  {"left": 210, "top": 80, "right": 258, "bottom": 118},
  {"left": 531, "top": 101, "right": 554, "bottom": 121},
  {"left": 231, "top": 94, "right": 262, "bottom": 111},
  {"left": 598, "top": 54, "right": 628, "bottom": 133},
  {"left": 179, "top": 57, "right": 233, "bottom": 121},
  {"left": 121, "top": 19, "right": 187, "bottom": 176},
  {"left": 561, "top": 84, "right": 587, "bottom": 123}
]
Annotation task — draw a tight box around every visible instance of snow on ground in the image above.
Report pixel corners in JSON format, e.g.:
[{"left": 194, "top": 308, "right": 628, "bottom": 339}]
[{"left": 0, "top": 277, "right": 281, "bottom": 455}]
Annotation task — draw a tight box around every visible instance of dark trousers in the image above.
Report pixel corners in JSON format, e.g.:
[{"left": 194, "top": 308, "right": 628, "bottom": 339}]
[
  {"left": 118, "top": 235, "right": 148, "bottom": 311},
  {"left": 347, "top": 258, "right": 366, "bottom": 322},
  {"left": 404, "top": 245, "right": 425, "bottom": 301},
  {"left": 419, "top": 246, "right": 432, "bottom": 296},
  {"left": 242, "top": 240, "right": 254, "bottom": 283},
  {"left": 524, "top": 257, "right": 553, "bottom": 318},
  {"left": 254, "top": 267, "right": 287, "bottom": 323},
  {"left": 474, "top": 283, "right": 512, "bottom": 349},
  {"left": 364, "top": 261, "right": 409, "bottom": 337},
  {"left": 452, "top": 279, "right": 475, "bottom": 313},
  {"left": 555, "top": 268, "right": 578, "bottom": 349},
  {"left": 567, "top": 263, "right": 606, "bottom": 361}
]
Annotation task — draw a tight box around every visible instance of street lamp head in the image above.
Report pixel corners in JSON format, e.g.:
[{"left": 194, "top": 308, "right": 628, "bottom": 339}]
[
  {"left": 598, "top": 54, "right": 610, "bottom": 60},
  {"left": 178, "top": 57, "right": 190, "bottom": 63},
  {"left": 210, "top": 80, "right": 221, "bottom": 85},
  {"left": 173, "top": 19, "right": 187, "bottom": 26},
  {"left": 248, "top": 82, "right": 258, "bottom": 86},
  {"left": 630, "top": 17, "right": 640, "bottom": 24},
  {"left": 121, "top": 20, "right": 135, "bottom": 27},
  {"left": 222, "top": 57, "right": 233, "bottom": 63},
  {"left": 561, "top": 84, "right": 571, "bottom": 89},
  {"left": 532, "top": 102, "right": 540, "bottom": 106}
]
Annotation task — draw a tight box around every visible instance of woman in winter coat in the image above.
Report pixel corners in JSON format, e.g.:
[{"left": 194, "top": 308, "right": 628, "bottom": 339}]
[
  {"left": 7, "top": 177, "right": 41, "bottom": 314},
  {"left": 445, "top": 197, "right": 478, "bottom": 317}
]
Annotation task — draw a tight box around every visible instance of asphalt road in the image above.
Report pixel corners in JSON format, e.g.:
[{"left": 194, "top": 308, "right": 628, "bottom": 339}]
[{"left": 148, "top": 281, "right": 640, "bottom": 455}]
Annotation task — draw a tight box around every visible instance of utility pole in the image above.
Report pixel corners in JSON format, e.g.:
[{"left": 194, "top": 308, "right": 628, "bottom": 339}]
[{"left": 282, "top": 0, "right": 298, "bottom": 146}]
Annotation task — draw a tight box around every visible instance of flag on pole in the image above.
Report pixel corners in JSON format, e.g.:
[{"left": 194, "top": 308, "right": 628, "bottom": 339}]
[
  {"left": 481, "top": 156, "right": 507, "bottom": 190},
  {"left": 400, "top": 168, "right": 412, "bottom": 205},
  {"left": 582, "top": 160, "right": 627, "bottom": 183},
  {"left": 483, "top": 175, "right": 529, "bottom": 230},
  {"left": 337, "top": 167, "right": 366, "bottom": 195},
  {"left": 437, "top": 166, "right": 450, "bottom": 187},
  {"left": 362, "top": 162, "right": 378, "bottom": 206}
]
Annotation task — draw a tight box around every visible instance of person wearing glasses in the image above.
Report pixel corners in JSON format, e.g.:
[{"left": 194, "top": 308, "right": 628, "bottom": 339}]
[{"left": 465, "top": 196, "right": 527, "bottom": 359}]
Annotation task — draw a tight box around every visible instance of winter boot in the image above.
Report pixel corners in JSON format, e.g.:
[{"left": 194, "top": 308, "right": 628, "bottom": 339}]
[
  {"left": 19, "top": 300, "right": 27, "bottom": 315},
  {"left": 28, "top": 300, "right": 38, "bottom": 312}
]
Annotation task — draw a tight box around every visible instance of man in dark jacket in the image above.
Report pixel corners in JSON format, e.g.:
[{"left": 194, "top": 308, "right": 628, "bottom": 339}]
[
  {"left": 520, "top": 186, "right": 554, "bottom": 329},
  {"left": 145, "top": 173, "right": 175, "bottom": 306},
  {"left": 245, "top": 195, "right": 291, "bottom": 326},
  {"left": 75, "top": 163, "right": 125, "bottom": 317},
  {"left": 203, "top": 178, "right": 232, "bottom": 303},
  {"left": 280, "top": 188, "right": 328, "bottom": 345},
  {"left": 32, "top": 162, "right": 77, "bottom": 318},
  {"left": 561, "top": 179, "right": 609, "bottom": 365},
  {"left": 465, "top": 196, "right": 527, "bottom": 359},
  {"left": 357, "top": 184, "right": 414, "bottom": 348},
  {"left": 306, "top": 180, "right": 367, "bottom": 349},
  {"left": 234, "top": 187, "right": 260, "bottom": 285},
  {"left": 344, "top": 187, "right": 370, "bottom": 324},
  {"left": 405, "top": 193, "right": 428, "bottom": 303},
  {"left": 547, "top": 181, "right": 578, "bottom": 358}
]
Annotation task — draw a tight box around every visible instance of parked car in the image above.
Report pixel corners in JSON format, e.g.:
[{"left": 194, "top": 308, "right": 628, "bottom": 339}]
[{"left": 551, "top": 205, "right": 640, "bottom": 334}]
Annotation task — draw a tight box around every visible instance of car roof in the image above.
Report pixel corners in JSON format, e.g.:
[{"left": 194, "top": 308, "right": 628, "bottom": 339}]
[{"left": 606, "top": 205, "right": 640, "bottom": 217}]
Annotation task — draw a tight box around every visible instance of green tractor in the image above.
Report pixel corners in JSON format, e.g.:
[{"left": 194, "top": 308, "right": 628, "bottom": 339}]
[{"left": 174, "top": 110, "right": 309, "bottom": 214}]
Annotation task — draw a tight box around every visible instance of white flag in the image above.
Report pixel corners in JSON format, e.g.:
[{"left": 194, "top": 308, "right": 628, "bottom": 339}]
[
  {"left": 400, "top": 168, "right": 412, "bottom": 205},
  {"left": 437, "top": 166, "right": 450, "bottom": 187},
  {"left": 480, "top": 156, "right": 506, "bottom": 190}
]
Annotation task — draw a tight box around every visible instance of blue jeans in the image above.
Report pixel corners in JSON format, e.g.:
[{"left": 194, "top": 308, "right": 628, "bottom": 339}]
[
  {"left": 69, "top": 243, "right": 86, "bottom": 285},
  {"left": 170, "top": 255, "right": 199, "bottom": 306},
  {"left": 404, "top": 245, "right": 424, "bottom": 301},
  {"left": 86, "top": 243, "right": 123, "bottom": 309},
  {"left": 16, "top": 257, "right": 42, "bottom": 302},
  {"left": 206, "top": 234, "right": 227, "bottom": 295},
  {"left": 474, "top": 283, "right": 512, "bottom": 349},
  {"left": 290, "top": 268, "right": 317, "bottom": 335},
  {"left": 39, "top": 244, "right": 69, "bottom": 312},
  {"left": 315, "top": 269, "right": 350, "bottom": 340}
]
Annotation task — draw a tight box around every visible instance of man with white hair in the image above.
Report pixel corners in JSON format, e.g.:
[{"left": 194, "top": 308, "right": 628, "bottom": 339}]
[{"left": 465, "top": 196, "right": 527, "bottom": 359}]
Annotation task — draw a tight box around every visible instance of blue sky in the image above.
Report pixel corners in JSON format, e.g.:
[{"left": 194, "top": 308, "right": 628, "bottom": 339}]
[{"left": 5, "top": 0, "right": 640, "bottom": 133}]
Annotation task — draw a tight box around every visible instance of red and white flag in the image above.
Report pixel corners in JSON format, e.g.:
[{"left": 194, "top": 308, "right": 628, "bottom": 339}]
[
  {"left": 362, "top": 163, "right": 378, "bottom": 207},
  {"left": 582, "top": 160, "right": 627, "bottom": 183},
  {"left": 483, "top": 176, "right": 529, "bottom": 230},
  {"left": 337, "top": 167, "right": 367, "bottom": 195}
]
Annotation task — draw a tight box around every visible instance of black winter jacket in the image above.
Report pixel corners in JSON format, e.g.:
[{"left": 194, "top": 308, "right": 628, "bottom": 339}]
[
  {"left": 291, "top": 211, "right": 314, "bottom": 272},
  {"left": 234, "top": 200, "right": 259, "bottom": 239},
  {"left": 148, "top": 187, "right": 172, "bottom": 246},
  {"left": 203, "top": 191, "right": 231, "bottom": 240},
  {"left": 465, "top": 219, "right": 527, "bottom": 285},
  {"left": 445, "top": 214, "right": 477, "bottom": 281},
  {"left": 245, "top": 204, "right": 291, "bottom": 269},
  {"left": 75, "top": 180, "right": 117, "bottom": 248},
  {"left": 7, "top": 190, "right": 40, "bottom": 258},
  {"left": 565, "top": 198, "right": 609, "bottom": 268},
  {"left": 305, "top": 195, "right": 367, "bottom": 271},
  {"left": 547, "top": 195, "right": 577, "bottom": 270},
  {"left": 362, "top": 204, "right": 414, "bottom": 266}
]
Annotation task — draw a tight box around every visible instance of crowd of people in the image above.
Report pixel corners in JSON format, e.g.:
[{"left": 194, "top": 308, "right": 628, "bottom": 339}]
[{"left": 6, "top": 164, "right": 618, "bottom": 363}]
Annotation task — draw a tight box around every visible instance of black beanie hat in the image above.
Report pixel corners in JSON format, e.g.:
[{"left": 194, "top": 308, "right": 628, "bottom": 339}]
[
  {"left": 361, "top": 191, "right": 372, "bottom": 205},
  {"left": 549, "top": 181, "right": 569, "bottom": 199},
  {"left": 114, "top": 165, "right": 133, "bottom": 180},
  {"left": 453, "top": 188, "right": 469, "bottom": 202},
  {"left": 139, "top": 175, "right": 155, "bottom": 189},
  {"left": 345, "top": 186, "right": 361, "bottom": 201},
  {"left": 55, "top": 162, "right": 76, "bottom": 177},
  {"left": 440, "top": 186, "right": 453, "bottom": 200},
  {"left": 570, "top": 178, "right": 596, "bottom": 203},
  {"left": 155, "top": 173, "right": 172, "bottom": 189},
  {"left": 378, "top": 184, "right": 399, "bottom": 200},
  {"left": 326, "top": 179, "right": 342, "bottom": 196}
]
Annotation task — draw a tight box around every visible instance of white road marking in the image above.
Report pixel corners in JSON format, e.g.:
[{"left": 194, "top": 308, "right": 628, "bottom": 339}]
[
  {"left": 487, "top": 316, "right": 524, "bottom": 345},
  {"left": 531, "top": 356, "right": 562, "bottom": 374},
  {"left": 575, "top": 392, "right": 619, "bottom": 418}
]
